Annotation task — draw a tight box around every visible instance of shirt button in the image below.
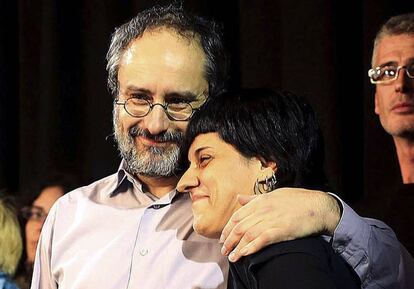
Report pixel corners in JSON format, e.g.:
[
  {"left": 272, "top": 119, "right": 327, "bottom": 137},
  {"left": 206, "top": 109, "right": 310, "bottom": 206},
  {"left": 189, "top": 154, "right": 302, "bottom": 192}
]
[
  {"left": 336, "top": 246, "right": 345, "bottom": 253},
  {"left": 361, "top": 257, "right": 368, "bottom": 264},
  {"left": 140, "top": 248, "right": 149, "bottom": 256}
]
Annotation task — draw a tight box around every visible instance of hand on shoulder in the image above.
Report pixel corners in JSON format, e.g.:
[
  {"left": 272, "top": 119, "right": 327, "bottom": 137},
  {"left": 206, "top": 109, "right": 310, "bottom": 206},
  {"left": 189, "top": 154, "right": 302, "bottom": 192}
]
[{"left": 220, "top": 188, "right": 341, "bottom": 262}]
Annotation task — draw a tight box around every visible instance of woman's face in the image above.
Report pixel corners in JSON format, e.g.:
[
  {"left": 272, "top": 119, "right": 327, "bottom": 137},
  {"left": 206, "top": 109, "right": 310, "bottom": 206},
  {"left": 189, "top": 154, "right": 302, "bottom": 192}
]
[
  {"left": 25, "top": 186, "right": 64, "bottom": 263},
  {"left": 177, "top": 133, "right": 262, "bottom": 239}
]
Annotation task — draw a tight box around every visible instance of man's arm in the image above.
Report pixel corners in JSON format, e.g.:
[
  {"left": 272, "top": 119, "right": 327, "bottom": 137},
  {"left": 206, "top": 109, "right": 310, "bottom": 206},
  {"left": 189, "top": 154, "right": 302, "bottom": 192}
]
[
  {"left": 331, "top": 197, "right": 413, "bottom": 288},
  {"left": 219, "top": 188, "right": 340, "bottom": 260},
  {"left": 220, "top": 188, "right": 414, "bottom": 288}
]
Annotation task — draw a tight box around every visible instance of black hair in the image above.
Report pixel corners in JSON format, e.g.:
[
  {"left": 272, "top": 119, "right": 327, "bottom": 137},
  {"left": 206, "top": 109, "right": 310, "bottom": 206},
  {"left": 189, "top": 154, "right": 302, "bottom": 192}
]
[
  {"left": 183, "top": 88, "right": 328, "bottom": 191},
  {"left": 19, "top": 172, "right": 79, "bottom": 208}
]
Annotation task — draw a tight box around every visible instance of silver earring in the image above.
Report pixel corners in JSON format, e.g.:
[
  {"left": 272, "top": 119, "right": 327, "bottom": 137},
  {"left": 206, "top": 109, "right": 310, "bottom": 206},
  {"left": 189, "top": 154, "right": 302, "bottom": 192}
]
[
  {"left": 265, "top": 173, "right": 277, "bottom": 192},
  {"left": 253, "top": 179, "right": 262, "bottom": 195},
  {"left": 253, "top": 173, "right": 277, "bottom": 195}
]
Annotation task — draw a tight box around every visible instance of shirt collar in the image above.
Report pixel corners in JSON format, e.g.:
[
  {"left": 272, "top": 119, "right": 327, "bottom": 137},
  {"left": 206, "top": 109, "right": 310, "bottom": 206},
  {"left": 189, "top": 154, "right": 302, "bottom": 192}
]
[
  {"left": 105, "top": 160, "right": 140, "bottom": 197},
  {"left": 107, "top": 159, "right": 181, "bottom": 204}
]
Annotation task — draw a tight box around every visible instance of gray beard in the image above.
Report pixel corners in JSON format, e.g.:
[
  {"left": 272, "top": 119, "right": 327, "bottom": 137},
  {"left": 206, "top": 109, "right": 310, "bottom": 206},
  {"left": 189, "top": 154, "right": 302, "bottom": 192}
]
[{"left": 113, "top": 109, "right": 183, "bottom": 177}]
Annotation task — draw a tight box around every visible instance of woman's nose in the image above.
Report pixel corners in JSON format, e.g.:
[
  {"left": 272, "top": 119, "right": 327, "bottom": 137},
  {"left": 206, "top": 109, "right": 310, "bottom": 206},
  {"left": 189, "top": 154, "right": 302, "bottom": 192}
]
[{"left": 177, "top": 167, "right": 199, "bottom": 193}]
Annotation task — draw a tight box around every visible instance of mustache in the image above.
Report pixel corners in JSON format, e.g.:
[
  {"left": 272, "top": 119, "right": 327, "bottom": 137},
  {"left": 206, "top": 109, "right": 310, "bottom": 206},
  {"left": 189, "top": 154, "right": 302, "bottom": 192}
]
[
  {"left": 390, "top": 94, "right": 414, "bottom": 107},
  {"left": 128, "top": 126, "right": 183, "bottom": 143}
]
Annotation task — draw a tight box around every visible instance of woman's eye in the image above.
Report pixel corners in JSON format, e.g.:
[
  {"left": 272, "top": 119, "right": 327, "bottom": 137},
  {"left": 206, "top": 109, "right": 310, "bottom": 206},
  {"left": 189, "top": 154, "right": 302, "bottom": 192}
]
[{"left": 199, "top": 155, "right": 212, "bottom": 167}]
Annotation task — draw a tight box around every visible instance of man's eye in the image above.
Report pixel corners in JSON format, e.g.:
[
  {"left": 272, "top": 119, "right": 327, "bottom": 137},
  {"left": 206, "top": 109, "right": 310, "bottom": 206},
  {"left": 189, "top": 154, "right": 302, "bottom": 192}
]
[
  {"left": 407, "top": 63, "right": 414, "bottom": 75},
  {"left": 382, "top": 66, "right": 397, "bottom": 77},
  {"left": 131, "top": 93, "right": 151, "bottom": 100},
  {"left": 168, "top": 98, "right": 190, "bottom": 105}
]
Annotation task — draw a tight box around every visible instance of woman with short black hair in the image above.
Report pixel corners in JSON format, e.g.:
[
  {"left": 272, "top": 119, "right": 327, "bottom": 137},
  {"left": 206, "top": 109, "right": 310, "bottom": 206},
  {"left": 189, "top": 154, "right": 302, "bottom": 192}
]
[{"left": 177, "top": 88, "right": 360, "bottom": 289}]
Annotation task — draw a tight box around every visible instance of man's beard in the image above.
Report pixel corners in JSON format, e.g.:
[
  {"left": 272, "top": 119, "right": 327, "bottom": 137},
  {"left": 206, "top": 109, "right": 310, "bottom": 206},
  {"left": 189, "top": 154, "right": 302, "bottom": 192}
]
[{"left": 113, "top": 109, "right": 184, "bottom": 177}]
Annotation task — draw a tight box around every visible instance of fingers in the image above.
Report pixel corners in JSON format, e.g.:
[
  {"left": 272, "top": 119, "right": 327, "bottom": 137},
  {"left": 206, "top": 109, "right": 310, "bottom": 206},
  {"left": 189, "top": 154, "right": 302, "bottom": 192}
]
[
  {"left": 220, "top": 194, "right": 273, "bottom": 252},
  {"left": 219, "top": 188, "right": 334, "bottom": 263},
  {"left": 228, "top": 227, "right": 288, "bottom": 262},
  {"left": 220, "top": 195, "right": 259, "bottom": 244},
  {"left": 220, "top": 211, "right": 263, "bottom": 256},
  {"left": 227, "top": 222, "right": 265, "bottom": 261}
]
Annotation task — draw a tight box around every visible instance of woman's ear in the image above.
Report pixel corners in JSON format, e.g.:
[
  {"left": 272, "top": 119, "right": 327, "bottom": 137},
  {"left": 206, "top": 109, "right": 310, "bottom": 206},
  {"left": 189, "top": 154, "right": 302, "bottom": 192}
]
[{"left": 255, "top": 157, "right": 277, "bottom": 182}]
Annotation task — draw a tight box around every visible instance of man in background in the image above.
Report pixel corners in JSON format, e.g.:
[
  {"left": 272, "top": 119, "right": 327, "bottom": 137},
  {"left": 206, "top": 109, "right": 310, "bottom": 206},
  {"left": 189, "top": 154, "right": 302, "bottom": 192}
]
[{"left": 367, "top": 12, "right": 414, "bottom": 254}]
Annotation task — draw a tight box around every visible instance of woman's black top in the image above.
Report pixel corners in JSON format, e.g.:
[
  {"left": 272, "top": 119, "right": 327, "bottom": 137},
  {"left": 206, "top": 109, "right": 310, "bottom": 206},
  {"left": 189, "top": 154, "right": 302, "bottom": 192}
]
[{"left": 228, "top": 236, "right": 360, "bottom": 289}]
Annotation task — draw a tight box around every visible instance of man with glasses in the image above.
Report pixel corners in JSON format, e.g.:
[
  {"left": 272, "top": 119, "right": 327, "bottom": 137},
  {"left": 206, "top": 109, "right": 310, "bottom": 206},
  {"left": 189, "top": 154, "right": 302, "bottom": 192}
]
[
  {"left": 369, "top": 13, "right": 414, "bottom": 184},
  {"left": 32, "top": 4, "right": 411, "bottom": 289},
  {"left": 367, "top": 13, "right": 414, "bottom": 255}
]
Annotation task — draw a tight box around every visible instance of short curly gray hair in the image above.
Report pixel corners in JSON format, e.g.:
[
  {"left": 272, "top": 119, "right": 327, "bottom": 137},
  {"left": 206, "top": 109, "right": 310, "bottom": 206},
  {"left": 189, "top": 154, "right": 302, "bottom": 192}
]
[{"left": 106, "top": 4, "right": 229, "bottom": 98}]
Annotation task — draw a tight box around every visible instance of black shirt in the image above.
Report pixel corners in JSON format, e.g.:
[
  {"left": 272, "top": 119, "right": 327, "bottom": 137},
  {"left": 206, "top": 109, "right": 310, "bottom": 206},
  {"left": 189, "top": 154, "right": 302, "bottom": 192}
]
[{"left": 228, "top": 237, "right": 360, "bottom": 289}]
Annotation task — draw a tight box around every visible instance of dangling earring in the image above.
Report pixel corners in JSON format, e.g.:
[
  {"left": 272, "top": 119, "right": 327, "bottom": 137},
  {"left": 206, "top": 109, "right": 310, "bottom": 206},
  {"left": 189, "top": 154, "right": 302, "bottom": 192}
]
[
  {"left": 253, "top": 172, "right": 277, "bottom": 195},
  {"left": 253, "top": 179, "right": 262, "bottom": 195},
  {"left": 265, "top": 173, "right": 277, "bottom": 192}
]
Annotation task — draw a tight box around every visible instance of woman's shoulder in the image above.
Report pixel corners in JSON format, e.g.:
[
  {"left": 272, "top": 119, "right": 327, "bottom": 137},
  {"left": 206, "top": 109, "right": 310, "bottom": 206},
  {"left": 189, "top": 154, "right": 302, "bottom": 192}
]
[
  {"left": 244, "top": 236, "right": 332, "bottom": 265},
  {"left": 229, "top": 236, "right": 360, "bottom": 289}
]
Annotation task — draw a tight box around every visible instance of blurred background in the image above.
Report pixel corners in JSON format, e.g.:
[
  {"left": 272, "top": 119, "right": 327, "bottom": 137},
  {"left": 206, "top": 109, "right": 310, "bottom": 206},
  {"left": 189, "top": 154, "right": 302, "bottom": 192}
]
[{"left": 0, "top": 0, "right": 413, "bottom": 207}]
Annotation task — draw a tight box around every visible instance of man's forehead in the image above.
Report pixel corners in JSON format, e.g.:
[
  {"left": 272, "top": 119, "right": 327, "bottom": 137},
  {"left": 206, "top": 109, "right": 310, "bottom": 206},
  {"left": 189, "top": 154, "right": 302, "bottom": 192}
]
[
  {"left": 375, "top": 34, "right": 414, "bottom": 64},
  {"left": 119, "top": 28, "right": 206, "bottom": 74},
  {"left": 117, "top": 27, "right": 208, "bottom": 98}
]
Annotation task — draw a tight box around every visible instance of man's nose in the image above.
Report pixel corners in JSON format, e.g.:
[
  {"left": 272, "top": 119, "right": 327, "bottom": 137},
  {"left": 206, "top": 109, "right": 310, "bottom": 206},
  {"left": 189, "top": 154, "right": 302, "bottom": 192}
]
[
  {"left": 143, "top": 104, "right": 170, "bottom": 135},
  {"left": 177, "top": 167, "right": 199, "bottom": 193},
  {"left": 394, "top": 67, "right": 414, "bottom": 93}
]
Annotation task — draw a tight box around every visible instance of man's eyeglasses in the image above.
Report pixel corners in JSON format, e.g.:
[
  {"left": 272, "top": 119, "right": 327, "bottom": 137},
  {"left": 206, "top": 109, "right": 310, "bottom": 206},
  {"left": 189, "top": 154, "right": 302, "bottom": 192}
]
[
  {"left": 368, "top": 64, "right": 414, "bottom": 84},
  {"left": 21, "top": 206, "right": 47, "bottom": 221},
  {"left": 115, "top": 97, "right": 205, "bottom": 121}
]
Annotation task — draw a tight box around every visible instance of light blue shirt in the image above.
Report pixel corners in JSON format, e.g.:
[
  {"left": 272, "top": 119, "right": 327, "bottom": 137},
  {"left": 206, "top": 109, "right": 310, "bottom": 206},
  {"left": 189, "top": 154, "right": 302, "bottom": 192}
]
[{"left": 331, "top": 195, "right": 414, "bottom": 289}]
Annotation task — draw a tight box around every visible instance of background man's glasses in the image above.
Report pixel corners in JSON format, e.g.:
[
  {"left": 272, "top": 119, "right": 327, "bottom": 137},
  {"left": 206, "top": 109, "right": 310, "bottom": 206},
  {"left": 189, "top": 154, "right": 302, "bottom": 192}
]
[
  {"left": 21, "top": 205, "right": 47, "bottom": 221},
  {"left": 368, "top": 65, "right": 414, "bottom": 84},
  {"left": 115, "top": 97, "right": 202, "bottom": 121}
]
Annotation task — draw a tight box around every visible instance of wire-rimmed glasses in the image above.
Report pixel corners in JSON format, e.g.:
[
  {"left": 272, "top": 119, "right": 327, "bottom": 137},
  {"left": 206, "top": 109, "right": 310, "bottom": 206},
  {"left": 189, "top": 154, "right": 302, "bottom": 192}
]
[{"left": 115, "top": 97, "right": 204, "bottom": 121}]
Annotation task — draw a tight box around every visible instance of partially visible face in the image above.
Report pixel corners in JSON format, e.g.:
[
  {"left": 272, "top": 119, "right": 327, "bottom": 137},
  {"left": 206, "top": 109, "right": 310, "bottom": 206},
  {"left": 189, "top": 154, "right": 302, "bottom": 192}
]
[
  {"left": 25, "top": 185, "right": 64, "bottom": 263},
  {"left": 114, "top": 28, "right": 208, "bottom": 177},
  {"left": 176, "top": 133, "right": 262, "bottom": 239},
  {"left": 374, "top": 34, "right": 414, "bottom": 138}
]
